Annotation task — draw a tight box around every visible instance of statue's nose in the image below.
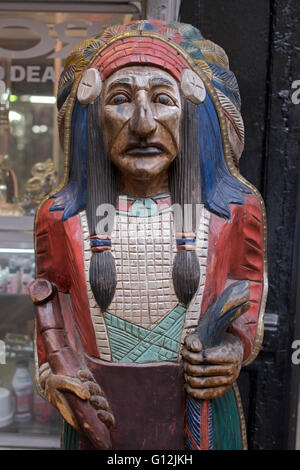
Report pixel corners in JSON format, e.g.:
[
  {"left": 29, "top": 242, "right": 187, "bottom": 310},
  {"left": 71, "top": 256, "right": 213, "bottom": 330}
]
[{"left": 129, "top": 93, "right": 157, "bottom": 138}]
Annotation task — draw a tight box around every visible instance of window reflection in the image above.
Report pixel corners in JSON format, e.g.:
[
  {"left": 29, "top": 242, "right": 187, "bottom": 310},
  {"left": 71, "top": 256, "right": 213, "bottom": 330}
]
[
  {"left": 0, "top": 4, "right": 139, "bottom": 449},
  {"left": 0, "top": 9, "right": 137, "bottom": 216}
]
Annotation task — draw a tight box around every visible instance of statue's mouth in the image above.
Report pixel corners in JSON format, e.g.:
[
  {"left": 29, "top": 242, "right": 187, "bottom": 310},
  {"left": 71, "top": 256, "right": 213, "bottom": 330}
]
[{"left": 125, "top": 143, "right": 164, "bottom": 156}]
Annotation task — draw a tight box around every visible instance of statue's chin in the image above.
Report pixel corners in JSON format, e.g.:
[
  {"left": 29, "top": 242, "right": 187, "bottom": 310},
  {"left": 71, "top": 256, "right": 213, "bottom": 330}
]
[{"left": 114, "top": 153, "right": 174, "bottom": 182}]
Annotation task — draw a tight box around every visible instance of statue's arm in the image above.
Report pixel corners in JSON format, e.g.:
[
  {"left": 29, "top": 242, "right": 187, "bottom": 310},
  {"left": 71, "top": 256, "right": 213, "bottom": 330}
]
[
  {"left": 227, "top": 193, "right": 266, "bottom": 365},
  {"left": 29, "top": 278, "right": 113, "bottom": 449},
  {"left": 182, "top": 193, "right": 266, "bottom": 399},
  {"left": 32, "top": 201, "right": 114, "bottom": 448}
]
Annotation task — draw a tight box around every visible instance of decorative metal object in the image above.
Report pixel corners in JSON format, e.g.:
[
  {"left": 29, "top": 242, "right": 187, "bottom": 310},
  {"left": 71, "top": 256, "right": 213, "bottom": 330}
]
[{"left": 21, "top": 159, "right": 57, "bottom": 214}]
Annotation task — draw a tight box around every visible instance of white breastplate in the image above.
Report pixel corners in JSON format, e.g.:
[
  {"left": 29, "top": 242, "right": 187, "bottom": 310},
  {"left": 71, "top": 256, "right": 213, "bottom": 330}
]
[{"left": 80, "top": 206, "right": 210, "bottom": 362}]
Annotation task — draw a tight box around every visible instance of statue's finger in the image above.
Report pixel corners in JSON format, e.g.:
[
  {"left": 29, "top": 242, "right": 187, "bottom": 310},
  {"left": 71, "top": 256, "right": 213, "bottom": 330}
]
[
  {"left": 77, "top": 369, "right": 94, "bottom": 382},
  {"left": 40, "top": 368, "right": 51, "bottom": 385},
  {"left": 185, "top": 383, "right": 232, "bottom": 400},
  {"left": 85, "top": 381, "right": 102, "bottom": 396},
  {"left": 181, "top": 347, "right": 204, "bottom": 364},
  {"left": 184, "top": 333, "right": 202, "bottom": 352},
  {"left": 182, "top": 346, "right": 239, "bottom": 365},
  {"left": 49, "top": 375, "right": 91, "bottom": 400},
  {"left": 185, "top": 373, "right": 235, "bottom": 389},
  {"left": 89, "top": 395, "right": 109, "bottom": 411},
  {"left": 183, "top": 362, "right": 234, "bottom": 377},
  {"left": 97, "top": 410, "right": 115, "bottom": 428},
  {"left": 54, "top": 390, "right": 80, "bottom": 431},
  {"left": 40, "top": 362, "right": 51, "bottom": 374}
]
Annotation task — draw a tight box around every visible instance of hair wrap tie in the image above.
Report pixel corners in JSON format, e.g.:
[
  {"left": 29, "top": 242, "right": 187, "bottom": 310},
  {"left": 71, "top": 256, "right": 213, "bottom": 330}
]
[
  {"left": 89, "top": 234, "right": 112, "bottom": 252},
  {"left": 176, "top": 232, "right": 196, "bottom": 251}
]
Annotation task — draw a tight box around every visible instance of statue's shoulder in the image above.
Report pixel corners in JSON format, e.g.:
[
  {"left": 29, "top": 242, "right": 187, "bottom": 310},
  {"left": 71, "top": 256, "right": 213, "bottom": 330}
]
[
  {"left": 230, "top": 191, "right": 265, "bottom": 253},
  {"left": 244, "top": 191, "right": 263, "bottom": 211},
  {"left": 34, "top": 198, "right": 71, "bottom": 290},
  {"left": 35, "top": 197, "right": 64, "bottom": 234},
  {"left": 232, "top": 191, "right": 264, "bottom": 223}
]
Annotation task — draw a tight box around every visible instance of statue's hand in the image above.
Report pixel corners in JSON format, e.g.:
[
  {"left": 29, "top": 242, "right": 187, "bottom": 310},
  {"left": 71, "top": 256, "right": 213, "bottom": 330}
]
[
  {"left": 39, "top": 363, "right": 115, "bottom": 430},
  {"left": 182, "top": 332, "right": 244, "bottom": 400}
]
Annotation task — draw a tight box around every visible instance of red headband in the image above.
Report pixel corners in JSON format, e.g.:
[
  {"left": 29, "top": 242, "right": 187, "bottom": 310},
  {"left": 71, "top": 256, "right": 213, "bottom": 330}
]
[{"left": 91, "top": 37, "right": 190, "bottom": 81}]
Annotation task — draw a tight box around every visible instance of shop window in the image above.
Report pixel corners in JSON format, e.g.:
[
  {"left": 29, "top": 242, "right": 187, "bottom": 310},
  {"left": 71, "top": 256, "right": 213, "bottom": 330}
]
[{"left": 0, "top": 1, "right": 140, "bottom": 449}]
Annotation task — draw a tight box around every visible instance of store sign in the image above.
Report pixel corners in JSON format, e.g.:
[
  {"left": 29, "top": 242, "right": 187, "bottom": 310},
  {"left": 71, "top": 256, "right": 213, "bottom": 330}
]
[
  {"left": 0, "top": 65, "right": 58, "bottom": 83},
  {"left": 0, "top": 18, "right": 102, "bottom": 83}
]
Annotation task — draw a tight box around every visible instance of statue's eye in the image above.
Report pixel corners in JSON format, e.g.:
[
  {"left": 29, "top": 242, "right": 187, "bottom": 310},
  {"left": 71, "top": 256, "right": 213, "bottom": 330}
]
[
  {"left": 153, "top": 94, "right": 175, "bottom": 106},
  {"left": 111, "top": 94, "right": 129, "bottom": 105}
]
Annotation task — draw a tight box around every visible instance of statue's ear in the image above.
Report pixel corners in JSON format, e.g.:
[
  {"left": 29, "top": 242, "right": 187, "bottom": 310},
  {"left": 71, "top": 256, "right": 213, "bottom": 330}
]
[
  {"left": 77, "top": 68, "right": 102, "bottom": 105},
  {"left": 180, "top": 69, "right": 206, "bottom": 104}
]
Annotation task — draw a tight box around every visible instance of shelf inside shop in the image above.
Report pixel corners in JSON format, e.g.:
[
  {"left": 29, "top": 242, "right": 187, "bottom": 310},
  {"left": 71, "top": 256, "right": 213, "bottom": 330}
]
[
  {"left": 0, "top": 357, "right": 61, "bottom": 449},
  {"left": 0, "top": 216, "right": 34, "bottom": 232},
  {"left": 0, "top": 216, "right": 34, "bottom": 251},
  {"left": 0, "top": 294, "right": 34, "bottom": 339},
  {"left": 0, "top": 419, "right": 61, "bottom": 449}
]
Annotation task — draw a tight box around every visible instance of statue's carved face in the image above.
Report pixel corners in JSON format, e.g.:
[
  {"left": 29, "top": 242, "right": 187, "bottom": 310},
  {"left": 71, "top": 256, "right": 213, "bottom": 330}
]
[{"left": 101, "top": 66, "right": 182, "bottom": 181}]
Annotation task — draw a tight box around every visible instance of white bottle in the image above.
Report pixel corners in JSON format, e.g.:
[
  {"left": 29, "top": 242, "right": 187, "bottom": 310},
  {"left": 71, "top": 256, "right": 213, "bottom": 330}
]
[
  {"left": 7, "top": 259, "right": 19, "bottom": 294},
  {"left": 0, "top": 270, "right": 5, "bottom": 293},
  {"left": 11, "top": 361, "right": 33, "bottom": 422}
]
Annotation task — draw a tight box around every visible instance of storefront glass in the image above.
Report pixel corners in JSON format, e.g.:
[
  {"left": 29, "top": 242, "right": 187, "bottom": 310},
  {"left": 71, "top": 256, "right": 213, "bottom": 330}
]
[{"left": 0, "top": 2, "right": 140, "bottom": 449}]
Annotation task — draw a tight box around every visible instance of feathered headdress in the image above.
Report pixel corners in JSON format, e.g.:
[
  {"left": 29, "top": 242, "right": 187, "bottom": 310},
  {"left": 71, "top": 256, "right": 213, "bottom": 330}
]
[{"left": 57, "top": 20, "right": 244, "bottom": 169}]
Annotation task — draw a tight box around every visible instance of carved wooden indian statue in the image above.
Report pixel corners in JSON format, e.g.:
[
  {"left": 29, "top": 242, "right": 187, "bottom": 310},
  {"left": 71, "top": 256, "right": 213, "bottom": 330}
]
[{"left": 29, "top": 20, "right": 268, "bottom": 450}]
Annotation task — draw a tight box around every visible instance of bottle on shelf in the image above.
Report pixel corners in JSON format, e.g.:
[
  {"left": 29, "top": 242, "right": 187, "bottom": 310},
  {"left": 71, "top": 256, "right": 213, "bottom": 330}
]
[
  {"left": 34, "top": 391, "right": 55, "bottom": 423},
  {"left": 7, "top": 257, "right": 19, "bottom": 294},
  {"left": 0, "top": 266, "right": 8, "bottom": 293},
  {"left": 11, "top": 360, "right": 33, "bottom": 422},
  {"left": 0, "top": 387, "right": 13, "bottom": 429},
  {"left": 20, "top": 260, "right": 33, "bottom": 294}
]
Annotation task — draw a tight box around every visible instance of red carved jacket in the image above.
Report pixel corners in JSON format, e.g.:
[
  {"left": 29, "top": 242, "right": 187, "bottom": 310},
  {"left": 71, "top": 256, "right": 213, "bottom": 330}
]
[{"left": 35, "top": 193, "right": 265, "bottom": 367}]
